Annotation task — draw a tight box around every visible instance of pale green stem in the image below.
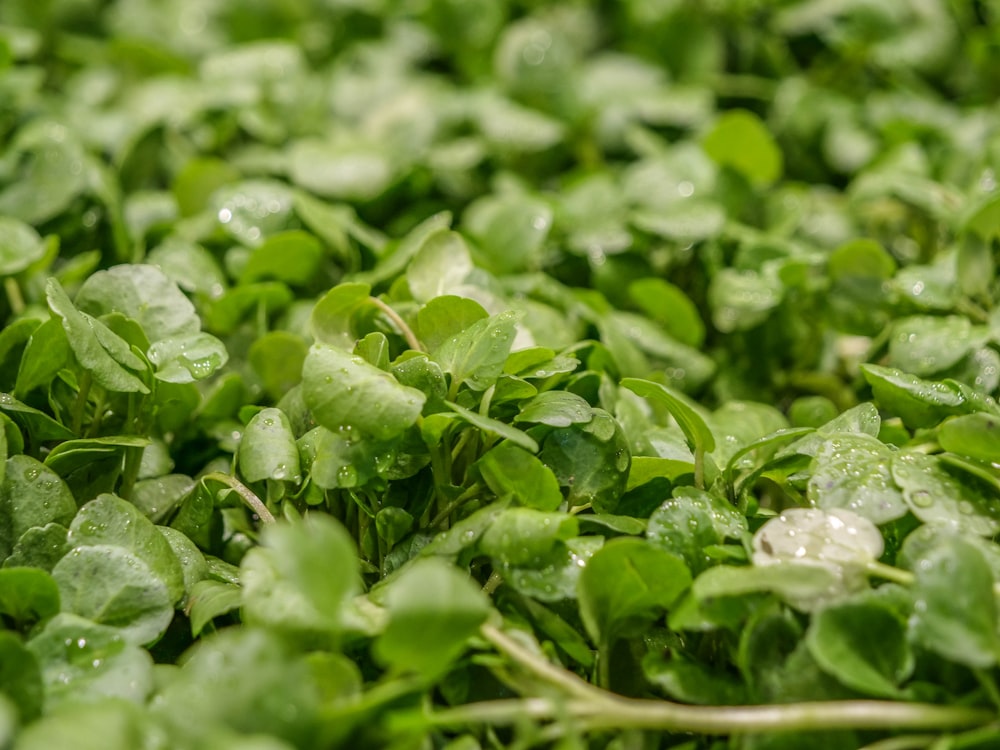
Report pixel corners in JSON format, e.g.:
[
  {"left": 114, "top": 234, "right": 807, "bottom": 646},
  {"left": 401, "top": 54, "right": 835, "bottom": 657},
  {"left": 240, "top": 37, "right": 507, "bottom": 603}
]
[
  {"left": 482, "top": 571, "right": 504, "bottom": 596},
  {"left": 478, "top": 624, "right": 993, "bottom": 734},
  {"left": 865, "top": 561, "right": 914, "bottom": 586},
  {"left": 694, "top": 445, "right": 705, "bottom": 490},
  {"left": 203, "top": 472, "right": 276, "bottom": 525},
  {"left": 4, "top": 278, "right": 24, "bottom": 316},
  {"left": 856, "top": 736, "right": 937, "bottom": 750},
  {"left": 369, "top": 296, "right": 423, "bottom": 352}
]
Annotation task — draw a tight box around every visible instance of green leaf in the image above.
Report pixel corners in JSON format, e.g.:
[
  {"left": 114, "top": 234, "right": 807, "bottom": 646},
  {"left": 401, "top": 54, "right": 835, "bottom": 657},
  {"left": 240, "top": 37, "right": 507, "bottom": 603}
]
[
  {"left": 621, "top": 377, "right": 716, "bottom": 453},
  {"left": 26, "top": 613, "right": 154, "bottom": 709},
  {"left": 187, "top": 579, "right": 242, "bottom": 636},
  {"left": 808, "top": 433, "right": 908, "bottom": 524},
  {"left": 0, "top": 630, "right": 42, "bottom": 723},
  {"left": 241, "top": 515, "right": 360, "bottom": 636},
  {"left": 646, "top": 487, "right": 747, "bottom": 574},
  {"left": 702, "top": 109, "right": 783, "bottom": 186},
  {"left": 416, "top": 295, "right": 488, "bottom": 354},
  {"left": 538, "top": 408, "right": 630, "bottom": 512},
  {"left": 513, "top": 391, "right": 593, "bottom": 428},
  {"left": 45, "top": 279, "right": 149, "bottom": 394},
  {"left": 503, "top": 536, "right": 604, "bottom": 602},
  {"left": 692, "top": 563, "right": 841, "bottom": 612},
  {"left": 288, "top": 139, "right": 395, "bottom": 202},
  {"left": 407, "top": 229, "right": 474, "bottom": 302},
  {"left": 68, "top": 493, "right": 185, "bottom": 605},
  {"left": 0, "top": 455, "right": 77, "bottom": 561},
  {"left": 248, "top": 331, "right": 308, "bottom": 402},
  {"left": 909, "top": 537, "right": 1000, "bottom": 669},
  {"left": 374, "top": 558, "right": 490, "bottom": 679},
  {"left": 310, "top": 282, "right": 372, "bottom": 349},
  {"left": 240, "top": 230, "right": 322, "bottom": 286},
  {"left": 239, "top": 408, "right": 301, "bottom": 484},
  {"left": 0, "top": 567, "right": 60, "bottom": 630},
  {"left": 861, "top": 364, "right": 973, "bottom": 429},
  {"left": 805, "top": 602, "right": 912, "bottom": 698},
  {"left": 51, "top": 545, "right": 174, "bottom": 645},
  {"left": 888, "top": 315, "right": 980, "bottom": 377},
  {"left": 302, "top": 344, "right": 426, "bottom": 441},
  {"left": 708, "top": 267, "right": 784, "bottom": 333},
  {"left": 464, "top": 192, "right": 552, "bottom": 274},
  {"left": 3, "top": 524, "right": 70, "bottom": 572},
  {"left": 75, "top": 264, "right": 200, "bottom": 342},
  {"left": 14, "top": 317, "right": 70, "bottom": 399},
  {"left": 444, "top": 400, "right": 539, "bottom": 453},
  {"left": 479, "top": 508, "right": 577, "bottom": 567},
  {"left": 891, "top": 451, "right": 1000, "bottom": 536},
  {"left": 938, "top": 412, "right": 1000, "bottom": 462},
  {"left": 578, "top": 537, "right": 691, "bottom": 644},
  {"left": 0, "top": 216, "right": 45, "bottom": 275},
  {"left": 147, "top": 332, "right": 228, "bottom": 383},
  {"left": 477, "top": 441, "right": 563, "bottom": 510},
  {"left": 628, "top": 278, "right": 706, "bottom": 348},
  {"left": 432, "top": 310, "right": 520, "bottom": 392}
]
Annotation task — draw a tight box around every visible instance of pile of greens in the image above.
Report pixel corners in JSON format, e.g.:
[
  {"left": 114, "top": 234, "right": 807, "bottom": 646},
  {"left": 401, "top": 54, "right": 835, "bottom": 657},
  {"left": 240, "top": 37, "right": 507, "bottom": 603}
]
[{"left": 4, "top": 0, "right": 1000, "bottom": 748}]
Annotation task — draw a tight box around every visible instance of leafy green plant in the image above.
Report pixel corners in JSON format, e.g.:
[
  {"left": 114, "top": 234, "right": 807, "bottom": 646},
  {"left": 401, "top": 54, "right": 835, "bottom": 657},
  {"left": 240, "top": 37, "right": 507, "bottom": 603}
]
[{"left": 4, "top": 1, "right": 1000, "bottom": 748}]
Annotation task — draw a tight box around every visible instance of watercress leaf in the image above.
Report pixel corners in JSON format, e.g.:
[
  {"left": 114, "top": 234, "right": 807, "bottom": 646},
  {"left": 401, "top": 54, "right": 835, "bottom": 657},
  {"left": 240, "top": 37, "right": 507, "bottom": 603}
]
[
  {"left": 309, "top": 426, "right": 391, "bottom": 489},
  {"left": 463, "top": 191, "right": 552, "bottom": 274},
  {"left": 152, "top": 628, "right": 320, "bottom": 747},
  {"left": 45, "top": 279, "right": 149, "bottom": 394},
  {"left": 27, "top": 612, "right": 154, "bottom": 709},
  {"left": 432, "top": 310, "right": 520, "bottom": 392},
  {"left": 781, "top": 402, "right": 881, "bottom": 458},
  {"left": 146, "top": 237, "right": 228, "bottom": 295},
  {"left": 309, "top": 281, "right": 372, "bottom": 349},
  {"left": 407, "top": 229, "right": 474, "bottom": 302},
  {"left": 187, "top": 579, "right": 242, "bottom": 637},
  {"left": 517, "top": 596, "right": 595, "bottom": 669},
  {"left": 909, "top": 537, "right": 1000, "bottom": 669},
  {"left": 43, "top": 435, "right": 148, "bottom": 479},
  {"left": 861, "top": 364, "right": 971, "bottom": 429},
  {"left": 13, "top": 316, "right": 70, "bottom": 399},
  {"left": 643, "top": 650, "right": 748, "bottom": 705},
  {"left": 416, "top": 295, "right": 488, "bottom": 354},
  {"left": 240, "top": 230, "right": 322, "bottom": 286},
  {"left": 708, "top": 267, "right": 784, "bottom": 333},
  {"left": 693, "top": 563, "right": 841, "bottom": 613},
  {"left": 752, "top": 508, "right": 883, "bottom": 570},
  {"left": 938, "top": 412, "right": 1000, "bottom": 462},
  {"left": 288, "top": 139, "right": 395, "bottom": 202},
  {"left": 891, "top": 451, "right": 1000, "bottom": 536},
  {"left": 627, "top": 278, "right": 706, "bottom": 349},
  {"left": 3, "top": 524, "right": 70, "bottom": 572},
  {"left": 51, "top": 545, "right": 174, "bottom": 645},
  {"left": 444, "top": 400, "right": 539, "bottom": 453},
  {"left": 68, "top": 493, "right": 185, "bottom": 605},
  {"left": 702, "top": 109, "right": 783, "bottom": 186},
  {"left": 805, "top": 601, "right": 911, "bottom": 698},
  {"left": 538, "top": 408, "right": 630, "bottom": 512},
  {"left": 0, "top": 216, "right": 45, "bottom": 274},
  {"left": 477, "top": 441, "right": 562, "bottom": 510},
  {"left": 808, "top": 433, "right": 908, "bottom": 524},
  {"left": 578, "top": 537, "right": 691, "bottom": 645},
  {"left": 241, "top": 514, "right": 360, "bottom": 636},
  {"left": 0, "top": 566, "right": 59, "bottom": 631},
  {"left": 887, "top": 315, "right": 981, "bottom": 377},
  {"left": 147, "top": 332, "right": 228, "bottom": 383},
  {"left": 646, "top": 487, "right": 747, "bottom": 574},
  {"left": 503, "top": 536, "right": 604, "bottom": 602},
  {"left": 302, "top": 344, "right": 426, "bottom": 441},
  {"left": 212, "top": 179, "right": 296, "bottom": 247},
  {"left": 390, "top": 352, "right": 448, "bottom": 411},
  {"left": 157, "top": 526, "right": 208, "bottom": 604},
  {"left": 621, "top": 378, "right": 716, "bottom": 453},
  {"left": 238, "top": 408, "right": 301, "bottom": 484},
  {"left": 513, "top": 391, "right": 593, "bottom": 428},
  {"left": 479, "top": 508, "right": 578, "bottom": 567},
  {"left": 374, "top": 557, "right": 490, "bottom": 679},
  {"left": 75, "top": 264, "right": 200, "bottom": 342},
  {"left": 0, "top": 455, "right": 76, "bottom": 560}
]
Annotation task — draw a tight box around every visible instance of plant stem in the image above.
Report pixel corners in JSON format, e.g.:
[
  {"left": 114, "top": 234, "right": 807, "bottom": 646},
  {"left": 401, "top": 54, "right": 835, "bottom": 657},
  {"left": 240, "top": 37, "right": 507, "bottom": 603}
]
[
  {"left": 694, "top": 445, "right": 705, "bottom": 490},
  {"left": 865, "top": 561, "right": 915, "bottom": 586},
  {"left": 369, "top": 296, "right": 423, "bottom": 352},
  {"left": 70, "top": 371, "right": 92, "bottom": 436},
  {"left": 482, "top": 571, "right": 504, "bottom": 595},
  {"left": 430, "top": 483, "right": 482, "bottom": 528},
  {"left": 856, "top": 736, "right": 937, "bottom": 750},
  {"left": 4, "top": 278, "right": 25, "bottom": 316},
  {"left": 203, "top": 472, "right": 276, "bottom": 525},
  {"left": 478, "top": 624, "right": 994, "bottom": 734}
]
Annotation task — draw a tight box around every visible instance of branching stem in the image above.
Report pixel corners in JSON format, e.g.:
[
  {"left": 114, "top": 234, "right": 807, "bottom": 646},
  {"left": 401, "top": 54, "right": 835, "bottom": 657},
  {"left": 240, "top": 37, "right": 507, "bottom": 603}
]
[
  {"left": 203, "top": 472, "right": 276, "bottom": 525},
  {"left": 369, "top": 296, "right": 423, "bottom": 352}
]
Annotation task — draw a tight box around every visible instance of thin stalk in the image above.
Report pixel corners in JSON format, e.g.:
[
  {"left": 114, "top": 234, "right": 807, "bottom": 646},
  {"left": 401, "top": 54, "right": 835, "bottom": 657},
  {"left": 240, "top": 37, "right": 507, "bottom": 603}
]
[
  {"left": 694, "top": 445, "right": 705, "bottom": 490},
  {"left": 430, "top": 483, "right": 483, "bottom": 528},
  {"left": 479, "top": 624, "right": 993, "bottom": 734},
  {"left": 369, "top": 296, "right": 423, "bottom": 352},
  {"left": 974, "top": 669, "right": 1000, "bottom": 712},
  {"left": 70, "top": 371, "right": 93, "bottom": 436},
  {"left": 482, "top": 571, "right": 504, "bottom": 596},
  {"left": 203, "top": 472, "right": 276, "bottom": 525},
  {"left": 856, "top": 735, "right": 937, "bottom": 750},
  {"left": 865, "top": 561, "right": 915, "bottom": 586},
  {"left": 4, "top": 278, "right": 25, "bottom": 316}
]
